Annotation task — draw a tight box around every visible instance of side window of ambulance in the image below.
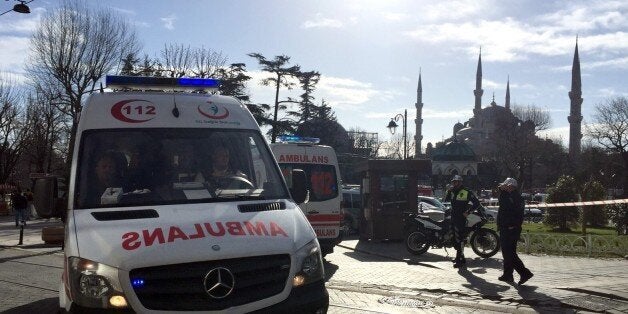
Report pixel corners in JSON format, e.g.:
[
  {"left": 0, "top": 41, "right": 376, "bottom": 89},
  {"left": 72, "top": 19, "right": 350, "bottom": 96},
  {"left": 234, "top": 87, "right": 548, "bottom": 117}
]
[{"left": 309, "top": 165, "right": 338, "bottom": 202}]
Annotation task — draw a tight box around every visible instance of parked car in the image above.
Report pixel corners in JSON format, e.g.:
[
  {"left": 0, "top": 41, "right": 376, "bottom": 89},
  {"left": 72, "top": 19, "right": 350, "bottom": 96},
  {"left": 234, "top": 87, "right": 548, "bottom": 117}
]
[
  {"left": 524, "top": 207, "right": 544, "bottom": 222},
  {"left": 417, "top": 196, "right": 448, "bottom": 221},
  {"left": 341, "top": 188, "right": 362, "bottom": 234}
]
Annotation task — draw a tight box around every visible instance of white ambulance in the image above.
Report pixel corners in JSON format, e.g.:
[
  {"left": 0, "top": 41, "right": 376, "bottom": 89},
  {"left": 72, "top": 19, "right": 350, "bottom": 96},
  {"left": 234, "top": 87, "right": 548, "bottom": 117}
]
[
  {"left": 271, "top": 138, "right": 342, "bottom": 256},
  {"left": 45, "top": 76, "right": 329, "bottom": 313}
]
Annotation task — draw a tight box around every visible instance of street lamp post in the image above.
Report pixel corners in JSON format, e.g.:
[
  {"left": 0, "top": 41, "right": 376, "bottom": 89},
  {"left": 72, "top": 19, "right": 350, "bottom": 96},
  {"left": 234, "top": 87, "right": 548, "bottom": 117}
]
[{"left": 386, "top": 109, "right": 408, "bottom": 159}]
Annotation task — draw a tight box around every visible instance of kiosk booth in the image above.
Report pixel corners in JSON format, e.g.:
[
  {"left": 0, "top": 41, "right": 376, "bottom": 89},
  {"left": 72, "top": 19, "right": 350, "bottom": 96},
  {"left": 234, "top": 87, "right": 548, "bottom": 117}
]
[{"left": 357, "top": 159, "right": 432, "bottom": 240}]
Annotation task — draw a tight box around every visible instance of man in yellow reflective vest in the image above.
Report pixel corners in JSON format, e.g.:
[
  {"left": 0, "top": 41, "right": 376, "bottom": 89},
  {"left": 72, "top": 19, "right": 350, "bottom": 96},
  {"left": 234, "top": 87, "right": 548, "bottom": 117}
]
[{"left": 444, "top": 175, "right": 481, "bottom": 268}]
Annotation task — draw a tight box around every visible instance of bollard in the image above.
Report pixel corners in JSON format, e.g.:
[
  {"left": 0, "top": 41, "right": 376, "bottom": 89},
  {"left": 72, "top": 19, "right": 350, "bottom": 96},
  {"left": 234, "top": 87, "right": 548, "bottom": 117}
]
[{"left": 18, "top": 221, "right": 24, "bottom": 245}]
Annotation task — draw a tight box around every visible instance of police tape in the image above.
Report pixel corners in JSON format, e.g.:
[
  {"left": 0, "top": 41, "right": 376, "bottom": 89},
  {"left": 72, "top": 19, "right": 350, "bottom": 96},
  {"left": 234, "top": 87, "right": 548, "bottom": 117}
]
[{"left": 484, "top": 198, "right": 628, "bottom": 209}]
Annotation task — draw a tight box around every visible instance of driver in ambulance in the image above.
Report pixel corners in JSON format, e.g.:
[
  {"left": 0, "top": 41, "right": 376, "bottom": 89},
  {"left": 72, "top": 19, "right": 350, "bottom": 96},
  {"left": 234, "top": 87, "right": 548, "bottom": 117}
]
[{"left": 205, "top": 145, "right": 252, "bottom": 189}]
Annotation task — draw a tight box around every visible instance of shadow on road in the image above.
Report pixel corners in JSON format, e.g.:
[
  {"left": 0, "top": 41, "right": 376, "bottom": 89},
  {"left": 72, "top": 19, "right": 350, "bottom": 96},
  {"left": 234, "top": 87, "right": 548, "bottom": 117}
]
[
  {"left": 3, "top": 297, "right": 58, "bottom": 314},
  {"left": 323, "top": 260, "right": 339, "bottom": 281},
  {"left": 456, "top": 267, "right": 509, "bottom": 298},
  {"left": 516, "top": 285, "right": 575, "bottom": 313}
]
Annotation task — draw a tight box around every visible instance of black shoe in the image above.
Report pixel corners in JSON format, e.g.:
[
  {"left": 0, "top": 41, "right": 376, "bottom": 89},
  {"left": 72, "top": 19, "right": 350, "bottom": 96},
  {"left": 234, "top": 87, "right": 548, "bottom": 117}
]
[
  {"left": 453, "top": 260, "right": 466, "bottom": 268},
  {"left": 498, "top": 275, "right": 514, "bottom": 283},
  {"left": 518, "top": 271, "right": 533, "bottom": 285}
]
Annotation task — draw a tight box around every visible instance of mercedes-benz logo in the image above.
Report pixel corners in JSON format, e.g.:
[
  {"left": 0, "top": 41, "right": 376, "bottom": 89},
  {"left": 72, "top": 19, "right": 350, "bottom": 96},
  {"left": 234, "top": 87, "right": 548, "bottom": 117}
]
[{"left": 203, "top": 267, "right": 235, "bottom": 299}]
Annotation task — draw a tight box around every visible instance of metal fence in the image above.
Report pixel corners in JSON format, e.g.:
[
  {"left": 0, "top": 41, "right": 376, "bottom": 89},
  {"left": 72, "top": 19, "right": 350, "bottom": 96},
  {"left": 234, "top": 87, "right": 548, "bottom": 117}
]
[{"left": 519, "top": 232, "right": 628, "bottom": 257}]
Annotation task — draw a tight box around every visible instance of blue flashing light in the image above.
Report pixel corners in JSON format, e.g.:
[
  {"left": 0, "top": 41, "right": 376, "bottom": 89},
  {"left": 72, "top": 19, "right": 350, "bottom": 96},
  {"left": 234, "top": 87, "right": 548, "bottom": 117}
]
[
  {"left": 277, "top": 135, "right": 320, "bottom": 144},
  {"left": 131, "top": 278, "right": 145, "bottom": 288},
  {"left": 178, "top": 77, "right": 220, "bottom": 88},
  {"left": 106, "top": 75, "right": 220, "bottom": 89}
]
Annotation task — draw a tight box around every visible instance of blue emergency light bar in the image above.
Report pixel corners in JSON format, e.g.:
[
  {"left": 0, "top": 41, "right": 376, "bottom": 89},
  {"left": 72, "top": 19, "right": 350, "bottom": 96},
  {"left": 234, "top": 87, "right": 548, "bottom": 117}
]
[
  {"left": 277, "top": 135, "right": 320, "bottom": 144},
  {"left": 106, "top": 75, "right": 220, "bottom": 90}
]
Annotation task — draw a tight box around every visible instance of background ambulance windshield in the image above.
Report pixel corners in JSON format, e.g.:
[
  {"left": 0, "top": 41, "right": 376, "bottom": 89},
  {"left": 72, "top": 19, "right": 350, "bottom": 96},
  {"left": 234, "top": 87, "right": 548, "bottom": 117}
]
[
  {"left": 278, "top": 164, "right": 338, "bottom": 202},
  {"left": 75, "top": 129, "right": 288, "bottom": 209}
]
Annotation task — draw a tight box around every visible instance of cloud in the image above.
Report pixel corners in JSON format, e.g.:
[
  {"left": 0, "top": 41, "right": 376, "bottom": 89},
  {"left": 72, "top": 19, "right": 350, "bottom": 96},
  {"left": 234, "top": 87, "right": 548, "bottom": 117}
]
[
  {"left": 160, "top": 15, "right": 176, "bottom": 30},
  {"left": 301, "top": 14, "right": 344, "bottom": 29},
  {"left": 382, "top": 12, "right": 409, "bottom": 22},
  {"left": 0, "top": 14, "right": 40, "bottom": 34},
  {"left": 402, "top": 3, "right": 628, "bottom": 63},
  {"left": 423, "top": 108, "right": 471, "bottom": 119},
  {"left": 538, "top": 126, "right": 570, "bottom": 143},
  {"left": 422, "top": 0, "right": 490, "bottom": 21},
  {"left": 0, "top": 36, "right": 30, "bottom": 71}
]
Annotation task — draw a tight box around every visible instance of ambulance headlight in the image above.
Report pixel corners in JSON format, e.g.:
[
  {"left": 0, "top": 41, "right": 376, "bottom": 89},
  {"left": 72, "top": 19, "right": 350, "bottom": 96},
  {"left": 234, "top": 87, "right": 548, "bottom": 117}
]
[
  {"left": 293, "top": 239, "right": 324, "bottom": 287},
  {"left": 68, "top": 257, "right": 127, "bottom": 309}
]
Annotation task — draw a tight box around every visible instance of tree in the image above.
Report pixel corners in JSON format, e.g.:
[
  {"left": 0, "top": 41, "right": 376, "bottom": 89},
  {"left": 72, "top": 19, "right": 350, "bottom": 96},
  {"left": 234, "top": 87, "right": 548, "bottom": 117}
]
[
  {"left": 544, "top": 175, "right": 580, "bottom": 231},
  {"left": 580, "top": 180, "right": 607, "bottom": 232},
  {"left": 512, "top": 105, "right": 551, "bottom": 132},
  {"left": 0, "top": 75, "right": 31, "bottom": 183},
  {"left": 27, "top": 0, "right": 140, "bottom": 171},
  {"left": 248, "top": 53, "right": 300, "bottom": 143},
  {"left": 217, "top": 63, "right": 271, "bottom": 126},
  {"left": 586, "top": 96, "right": 628, "bottom": 196},
  {"left": 157, "top": 44, "right": 227, "bottom": 78},
  {"left": 486, "top": 105, "right": 559, "bottom": 189},
  {"left": 24, "top": 89, "right": 67, "bottom": 174},
  {"left": 381, "top": 133, "right": 416, "bottom": 159},
  {"left": 606, "top": 204, "right": 627, "bottom": 235},
  {"left": 288, "top": 71, "right": 320, "bottom": 124}
]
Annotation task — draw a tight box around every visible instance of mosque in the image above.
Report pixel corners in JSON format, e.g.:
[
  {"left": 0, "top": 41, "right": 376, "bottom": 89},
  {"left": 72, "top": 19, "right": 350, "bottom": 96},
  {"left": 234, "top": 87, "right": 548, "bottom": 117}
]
[{"left": 412, "top": 42, "right": 583, "bottom": 189}]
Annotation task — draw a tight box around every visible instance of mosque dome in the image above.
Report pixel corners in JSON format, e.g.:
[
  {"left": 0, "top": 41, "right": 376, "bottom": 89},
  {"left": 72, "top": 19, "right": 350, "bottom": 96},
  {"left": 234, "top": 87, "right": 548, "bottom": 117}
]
[
  {"left": 453, "top": 122, "right": 464, "bottom": 135},
  {"left": 431, "top": 139, "right": 476, "bottom": 162}
]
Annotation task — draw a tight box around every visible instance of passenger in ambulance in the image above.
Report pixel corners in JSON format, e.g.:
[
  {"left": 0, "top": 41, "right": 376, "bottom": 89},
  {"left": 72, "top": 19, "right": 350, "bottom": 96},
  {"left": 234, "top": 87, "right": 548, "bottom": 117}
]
[
  {"left": 205, "top": 145, "right": 253, "bottom": 190},
  {"left": 126, "top": 144, "right": 162, "bottom": 191},
  {"left": 86, "top": 150, "right": 127, "bottom": 205},
  {"left": 172, "top": 144, "right": 205, "bottom": 183}
]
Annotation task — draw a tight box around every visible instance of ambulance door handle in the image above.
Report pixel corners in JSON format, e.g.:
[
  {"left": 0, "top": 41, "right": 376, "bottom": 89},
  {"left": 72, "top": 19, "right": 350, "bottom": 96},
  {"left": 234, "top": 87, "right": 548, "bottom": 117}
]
[{"left": 307, "top": 210, "right": 319, "bottom": 214}]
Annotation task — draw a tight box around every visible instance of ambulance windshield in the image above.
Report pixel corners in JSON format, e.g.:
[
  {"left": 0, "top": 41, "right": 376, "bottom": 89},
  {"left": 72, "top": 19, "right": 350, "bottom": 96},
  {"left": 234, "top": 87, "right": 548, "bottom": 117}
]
[{"left": 75, "top": 129, "right": 289, "bottom": 209}]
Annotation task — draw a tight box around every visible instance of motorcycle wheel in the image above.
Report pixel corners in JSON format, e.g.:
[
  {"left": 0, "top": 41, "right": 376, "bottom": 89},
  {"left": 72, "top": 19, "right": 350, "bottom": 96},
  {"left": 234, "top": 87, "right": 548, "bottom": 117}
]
[
  {"left": 470, "top": 228, "right": 500, "bottom": 258},
  {"left": 406, "top": 231, "right": 430, "bottom": 255}
]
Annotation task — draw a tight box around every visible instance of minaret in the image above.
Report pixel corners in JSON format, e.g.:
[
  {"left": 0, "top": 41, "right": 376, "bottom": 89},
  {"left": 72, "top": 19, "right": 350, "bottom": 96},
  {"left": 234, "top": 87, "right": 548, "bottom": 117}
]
[
  {"left": 568, "top": 38, "right": 583, "bottom": 159},
  {"left": 473, "top": 49, "right": 484, "bottom": 126},
  {"left": 505, "top": 76, "right": 511, "bottom": 110},
  {"left": 414, "top": 69, "right": 424, "bottom": 157}
]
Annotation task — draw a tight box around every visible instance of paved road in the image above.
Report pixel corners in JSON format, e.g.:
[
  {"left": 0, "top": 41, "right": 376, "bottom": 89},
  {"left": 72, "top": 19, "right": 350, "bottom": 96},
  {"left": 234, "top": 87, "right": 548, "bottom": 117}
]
[{"left": 1, "top": 217, "right": 628, "bottom": 313}]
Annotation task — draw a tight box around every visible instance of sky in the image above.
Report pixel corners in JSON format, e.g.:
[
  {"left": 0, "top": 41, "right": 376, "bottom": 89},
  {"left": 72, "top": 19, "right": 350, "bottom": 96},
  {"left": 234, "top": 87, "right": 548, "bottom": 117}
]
[{"left": 1, "top": 0, "right": 627, "bottom": 151}]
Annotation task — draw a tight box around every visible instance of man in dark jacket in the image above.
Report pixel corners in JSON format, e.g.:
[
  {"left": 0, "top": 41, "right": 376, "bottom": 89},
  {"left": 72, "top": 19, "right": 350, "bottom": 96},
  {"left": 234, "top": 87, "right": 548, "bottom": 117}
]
[
  {"left": 11, "top": 187, "right": 28, "bottom": 228},
  {"left": 497, "top": 177, "right": 533, "bottom": 285},
  {"left": 444, "top": 175, "right": 481, "bottom": 268}
]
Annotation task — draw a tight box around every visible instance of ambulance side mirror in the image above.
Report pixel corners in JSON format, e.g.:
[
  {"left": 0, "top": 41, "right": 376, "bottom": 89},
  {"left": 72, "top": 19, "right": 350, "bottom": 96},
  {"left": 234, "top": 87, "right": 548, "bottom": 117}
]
[{"left": 290, "top": 169, "right": 308, "bottom": 204}]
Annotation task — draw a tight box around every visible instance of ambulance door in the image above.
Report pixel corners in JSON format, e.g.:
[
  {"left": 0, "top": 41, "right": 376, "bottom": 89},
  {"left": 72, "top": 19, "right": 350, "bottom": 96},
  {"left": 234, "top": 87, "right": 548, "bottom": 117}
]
[{"left": 302, "top": 146, "right": 341, "bottom": 240}]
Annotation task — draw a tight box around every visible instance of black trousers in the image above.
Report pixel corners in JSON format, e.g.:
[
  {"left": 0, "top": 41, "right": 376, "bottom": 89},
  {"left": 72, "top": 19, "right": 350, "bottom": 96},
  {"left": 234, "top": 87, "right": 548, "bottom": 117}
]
[
  {"left": 499, "top": 227, "right": 529, "bottom": 276},
  {"left": 452, "top": 214, "right": 466, "bottom": 258}
]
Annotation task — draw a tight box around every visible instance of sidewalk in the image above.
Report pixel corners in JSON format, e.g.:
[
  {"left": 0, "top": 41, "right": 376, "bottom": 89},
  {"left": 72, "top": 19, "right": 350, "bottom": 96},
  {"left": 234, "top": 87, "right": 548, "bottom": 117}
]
[
  {"left": 0, "top": 215, "right": 64, "bottom": 253},
  {"left": 333, "top": 235, "right": 628, "bottom": 313}
]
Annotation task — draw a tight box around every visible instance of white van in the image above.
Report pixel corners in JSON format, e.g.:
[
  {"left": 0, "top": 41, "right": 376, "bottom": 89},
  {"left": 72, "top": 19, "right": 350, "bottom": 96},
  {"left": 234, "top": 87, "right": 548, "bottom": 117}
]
[
  {"left": 271, "top": 138, "right": 342, "bottom": 256},
  {"left": 45, "top": 76, "right": 328, "bottom": 313}
]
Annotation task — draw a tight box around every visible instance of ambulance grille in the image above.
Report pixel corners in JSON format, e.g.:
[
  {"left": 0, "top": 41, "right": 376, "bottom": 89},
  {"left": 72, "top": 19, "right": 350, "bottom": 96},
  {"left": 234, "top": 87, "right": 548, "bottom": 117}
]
[
  {"left": 129, "top": 254, "right": 291, "bottom": 311},
  {"left": 238, "top": 202, "right": 286, "bottom": 213}
]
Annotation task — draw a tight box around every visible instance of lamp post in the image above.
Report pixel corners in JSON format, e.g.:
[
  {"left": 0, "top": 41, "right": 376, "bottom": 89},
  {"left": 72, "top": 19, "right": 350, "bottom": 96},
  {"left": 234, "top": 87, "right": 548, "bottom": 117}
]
[
  {"left": 386, "top": 109, "right": 408, "bottom": 159},
  {"left": 0, "top": 0, "right": 33, "bottom": 16}
]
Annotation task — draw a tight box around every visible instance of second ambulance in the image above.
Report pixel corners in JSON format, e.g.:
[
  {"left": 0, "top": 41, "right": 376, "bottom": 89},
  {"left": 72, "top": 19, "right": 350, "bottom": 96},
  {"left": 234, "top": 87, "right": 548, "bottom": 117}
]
[{"left": 271, "top": 137, "right": 343, "bottom": 256}]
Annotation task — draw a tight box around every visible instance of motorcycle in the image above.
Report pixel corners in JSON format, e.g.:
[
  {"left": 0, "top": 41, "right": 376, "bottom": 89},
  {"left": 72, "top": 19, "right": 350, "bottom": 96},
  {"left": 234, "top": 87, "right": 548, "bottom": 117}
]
[{"left": 404, "top": 206, "right": 500, "bottom": 258}]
